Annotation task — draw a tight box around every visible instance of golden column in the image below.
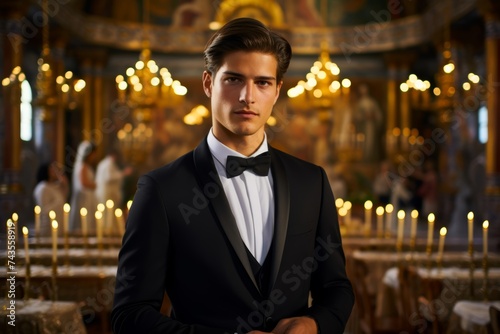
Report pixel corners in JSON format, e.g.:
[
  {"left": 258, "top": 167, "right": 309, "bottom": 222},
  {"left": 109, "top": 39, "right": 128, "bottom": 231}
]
[
  {"left": 478, "top": 0, "right": 500, "bottom": 238},
  {"left": 483, "top": 7, "right": 500, "bottom": 195},
  {"left": 0, "top": 3, "right": 25, "bottom": 195}
]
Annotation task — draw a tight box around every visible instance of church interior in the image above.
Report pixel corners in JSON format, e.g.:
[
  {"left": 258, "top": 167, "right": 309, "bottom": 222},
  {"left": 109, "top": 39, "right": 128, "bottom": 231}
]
[{"left": 1, "top": 0, "right": 500, "bottom": 333}]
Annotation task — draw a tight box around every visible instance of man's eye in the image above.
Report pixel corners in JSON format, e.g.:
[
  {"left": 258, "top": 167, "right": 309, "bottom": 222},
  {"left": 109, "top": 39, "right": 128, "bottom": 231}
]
[
  {"left": 257, "top": 81, "right": 272, "bottom": 86},
  {"left": 225, "top": 77, "right": 240, "bottom": 83}
]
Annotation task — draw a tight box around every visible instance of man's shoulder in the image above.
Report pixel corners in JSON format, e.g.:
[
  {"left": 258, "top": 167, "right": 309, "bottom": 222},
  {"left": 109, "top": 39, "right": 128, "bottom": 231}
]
[{"left": 143, "top": 150, "right": 195, "bottom": 181}]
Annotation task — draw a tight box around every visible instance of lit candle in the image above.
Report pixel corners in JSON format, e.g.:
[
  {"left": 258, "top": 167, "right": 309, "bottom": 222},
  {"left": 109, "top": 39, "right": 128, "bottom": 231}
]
[
  {"left": 427, "top": 213, "right": 435, "bottom": 253},
  {"left": 51, "top": 220, "right": 58, "bottom": 266},
  {"left": 344, "top": 201, "right": 352, "bottom": 224},
  {"left": 364, "top": 200, "right": 373, "bottom": 236},
  {"left": 483, "top": 220, "right": 489, "bottom": 257},
  {"left": 95, "top": 210, "right": 103, "bottom": 249},
  {"left": 385, "top": 204, "right": 394, "bottom": 237},
  {"left": 410, "top": 209, "right": 418, "bottom": 247},
  {"left": 49, "top": 210, "right": 56, "bottom": 236},
  {"left": 115, "top": 208, "right": 125, "bottom": 236},
  {"left": 438, "top": 227, "right": 447, "bottom": 260},
  {"left": 34, "top": 206, "right": 41, "bottom": 240},
  {"left": 80, "top": 208, "right": 88, "bottom": 238},
  {"left": 397, "top": 210, "right": 405, "bottom": 249},
  {"left": 467, "top": 211, "right": 474, "bottom": 248},
  {"left": 376, "top": 206, "right": 384, "bottom": 238},
  {"left": 97, "top": 204, "right": 105, "bottom": 238},
  {"left": 22, "top": 226, "right": 30, "bottom": 265},
  {"left": 105, "top": 199, "right": 114, "bottom": 236},
  {"left": 12, "top": 213, "right": 18, "bottom": 246},
  {"left": 63, "top": 203, "right": 70, "bottom": 238}
]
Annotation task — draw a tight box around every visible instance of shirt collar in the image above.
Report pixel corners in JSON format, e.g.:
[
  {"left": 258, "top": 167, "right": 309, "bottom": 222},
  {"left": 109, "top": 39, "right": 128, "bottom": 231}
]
[{"left": 207, "top": 128, "right": 269, "bottom": 168}]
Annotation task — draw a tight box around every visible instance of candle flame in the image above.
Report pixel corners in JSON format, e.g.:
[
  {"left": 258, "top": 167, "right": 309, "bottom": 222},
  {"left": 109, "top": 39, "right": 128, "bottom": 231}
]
[
  {"left": 364, "top": 200, "right": 373, "bottom": 210},
  {"left": 411, "top": 209, "right": 418, "bottom": 218},
  {"left": 338, "top": 207, "right": 347, "bottom": 217},
  {"left": 467, "top": 211, "right": 474, "bottom": 220},
  {"left": 439, "top": 227, "right": 447, "bottom": 236},
  {"left": 12, "top": 213, "right": 18, "bottom": 221},
  {"left": 343, "top": 201, "right": 352, "bottom": 210},
  {"left": 49, "top": 210, "right": 56, "bottom": 220},
  {"left": 63, "top": 203, "right": 70, "bottom": 213},
  {"left": 428, "top": 213, "right": 435, "bottom": 223},
  {"left": 115, "top": 208, "right": 123, "bottom": 218},
  {"left": 127, "top": 200, "right": 133, "bottom": 210},
  {"left": 397, "top": 210, "right": 405, "bottom": 219},
  {"left": 97, "top": 203, "right": 105, "bottom": 212},
  {"left": 95, "top": 210, "right": 103, "bottom": 220},
  {"left": 335, "top": 198, "right": 344, "bottom": 208},
  {"left": 483, "top": 220, "right": 489, "bottom": 229},
  {"left": 385, "top": 204, "right": 394, "bottom": 213},
  {"left": 106, "top": 199, "right": 114, "bottom": 209},
  {"left": 22, "top": 226, "right": 28, "bottom": 235},
  {"left": 52, "top": 220, "right": 58, "bottom": 229},
  {"left": 34, "top": 205, "right": 41, "bottom": 214},
  {"left": 80, "top": 207, "right": 88, "bottom": 216},
  {"left": 376, "top": 206, "right": 384, "bottom": 216}
]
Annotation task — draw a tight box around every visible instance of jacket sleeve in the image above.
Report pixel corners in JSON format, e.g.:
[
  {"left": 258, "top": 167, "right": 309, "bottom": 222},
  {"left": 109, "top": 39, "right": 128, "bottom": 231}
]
[
  {"left": 111, "top": 175, "right": 229, "bottom": 334},
  {"left": 305, "top": 167, "right": 355, "bottom": 333}
]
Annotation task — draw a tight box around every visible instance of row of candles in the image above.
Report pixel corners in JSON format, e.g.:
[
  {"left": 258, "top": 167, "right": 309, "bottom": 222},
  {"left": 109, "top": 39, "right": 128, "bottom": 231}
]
[
  {"left": 5, "top": 199, "right": 133, "bottom": 272},
  {"left": 336, "top": 199, "right": 490, "bottom": 258},
  {"left": 33, "top": 199, "right": 132, "bottom": 240}
]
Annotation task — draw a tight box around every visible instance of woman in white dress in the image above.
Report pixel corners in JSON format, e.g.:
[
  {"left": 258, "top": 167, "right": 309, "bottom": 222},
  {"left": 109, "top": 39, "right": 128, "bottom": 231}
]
[{"left": 69, "top": 141, "right": 98, "bottom": 234}]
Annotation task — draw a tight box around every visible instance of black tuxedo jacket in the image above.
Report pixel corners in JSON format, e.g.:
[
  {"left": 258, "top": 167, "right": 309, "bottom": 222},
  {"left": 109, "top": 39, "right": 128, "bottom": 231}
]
[{"left": 111, "top": 138, "right": 354, "bottom": 334}]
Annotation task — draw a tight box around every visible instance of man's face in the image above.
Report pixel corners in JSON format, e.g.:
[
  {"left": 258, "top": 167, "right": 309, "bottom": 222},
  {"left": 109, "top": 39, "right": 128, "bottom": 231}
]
[{"left": 202, "top": 51, "right": 282, "bottom": 147}]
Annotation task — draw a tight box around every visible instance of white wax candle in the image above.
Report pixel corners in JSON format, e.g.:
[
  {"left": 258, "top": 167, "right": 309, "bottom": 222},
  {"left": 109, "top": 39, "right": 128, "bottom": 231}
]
[
  {"left": 376, "top": 206, "right": 384, "bottom": 238},
  {"left": 427, "top": 213, "right": 435, "bottom": 252},
  {"left": 51, "top": 220, "right": 58, "bottom": 265},
  {"left": 22, "top": 226, "right": 30, "bottom": 264},
  {"left": 385, "top": 204, "right": 394, "bottom": 236},
  {"left": 95, "top": 210, "right": 103, "bottom": 248},
  {"left": 63, "top": 203, "right": 70, "bottom": 237},
  {"left": 438, "top": 227, "right": 447, "bottom": 260},
  {"left": 344, "top": 201, "right": 352, "bottom": 224},
  {"left": 397, "top": 210, "right": 405, "bottom": 247},
  {"left": 115, "top": 208, "right": 125, "bottom": 236},
  {"left": 106, "top": 199, "right": 114, "bottom": 235},
  {"left": 467, "top": 211, "right": 474, "bottom": 246},
  {"left": 410, "top": 209, "right": 418, "bottom": 242},
  {"left": 364, "top": 200, "right": 373, "bottom": 235},
  {"left": 80, "top": 208, "right": 88, "bottom": 237},
  {"left": 34, "top": 206, "right": 41, "bottom": 239},
  {"left": 483, "top": 220, "right": 489, "bottom": 257}
]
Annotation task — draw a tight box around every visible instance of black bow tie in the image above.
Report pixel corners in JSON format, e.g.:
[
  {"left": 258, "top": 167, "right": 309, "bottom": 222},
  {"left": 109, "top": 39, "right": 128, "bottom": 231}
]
[{"left": 226, "top": 152, "right": 271, "bottom": 178}]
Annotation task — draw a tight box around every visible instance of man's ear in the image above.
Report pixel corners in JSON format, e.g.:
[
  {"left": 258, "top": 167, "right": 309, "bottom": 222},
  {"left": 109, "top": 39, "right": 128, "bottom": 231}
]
[{"left": 202, "top": 71, "right": 212, "bottom": 98}]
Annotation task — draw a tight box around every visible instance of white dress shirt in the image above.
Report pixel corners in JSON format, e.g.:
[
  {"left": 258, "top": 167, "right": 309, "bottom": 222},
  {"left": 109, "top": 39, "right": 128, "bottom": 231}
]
[{"left": 207, "top": 130, "right": 274, "bottom": 264}]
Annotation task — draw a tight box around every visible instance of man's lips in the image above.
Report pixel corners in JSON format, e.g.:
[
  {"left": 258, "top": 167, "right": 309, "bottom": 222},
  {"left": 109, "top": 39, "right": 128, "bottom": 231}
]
[{"left": 234, "top": 110, "right": 258, "bottom": 116}]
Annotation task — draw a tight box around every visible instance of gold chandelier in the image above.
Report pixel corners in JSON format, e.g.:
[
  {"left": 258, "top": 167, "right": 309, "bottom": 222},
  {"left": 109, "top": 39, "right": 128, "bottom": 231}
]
[
  {"left": 287, "top": 41, "right": 350, "bottom": 122},
  {"left": 35, "top": 0, "right": 86, "bottom": 122},
  {"left": 115, "top": 0, "right": 187, "bottom": 165}
]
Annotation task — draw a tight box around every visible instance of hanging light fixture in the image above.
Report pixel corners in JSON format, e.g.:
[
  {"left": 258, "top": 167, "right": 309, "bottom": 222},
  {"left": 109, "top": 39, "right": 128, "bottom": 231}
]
[
  {"left": 433, "top": 0, "right": 456, "bottom": 121},
  {"left": 35, "top": 0, "right": 86, "bottom": 121},
  {"left": 115, "top": 0, "right": 187, "bottom": 165},
  {"left": 287, "top": 41, "right": 349, "bottom": 122}
]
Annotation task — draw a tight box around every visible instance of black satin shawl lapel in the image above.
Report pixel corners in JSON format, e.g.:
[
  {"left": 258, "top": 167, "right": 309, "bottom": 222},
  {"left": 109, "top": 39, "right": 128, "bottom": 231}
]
[
  {"left": 268, "top": 147, "right": 290, "bottom": 290},
  {"left": 193, "top": 138, "right": 260, "bottom": 293}
]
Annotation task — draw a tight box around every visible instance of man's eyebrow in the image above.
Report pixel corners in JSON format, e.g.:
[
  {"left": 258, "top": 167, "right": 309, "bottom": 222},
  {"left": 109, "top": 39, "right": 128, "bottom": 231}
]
[{"left": 222, "top": 70, "right": 276, "bottom": 81}]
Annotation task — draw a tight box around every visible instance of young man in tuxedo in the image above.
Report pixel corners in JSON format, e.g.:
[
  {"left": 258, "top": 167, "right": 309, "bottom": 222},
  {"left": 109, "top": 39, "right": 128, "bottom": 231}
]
[{"left": 112, "top": 17, "right": 354, "bottom": 334}]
